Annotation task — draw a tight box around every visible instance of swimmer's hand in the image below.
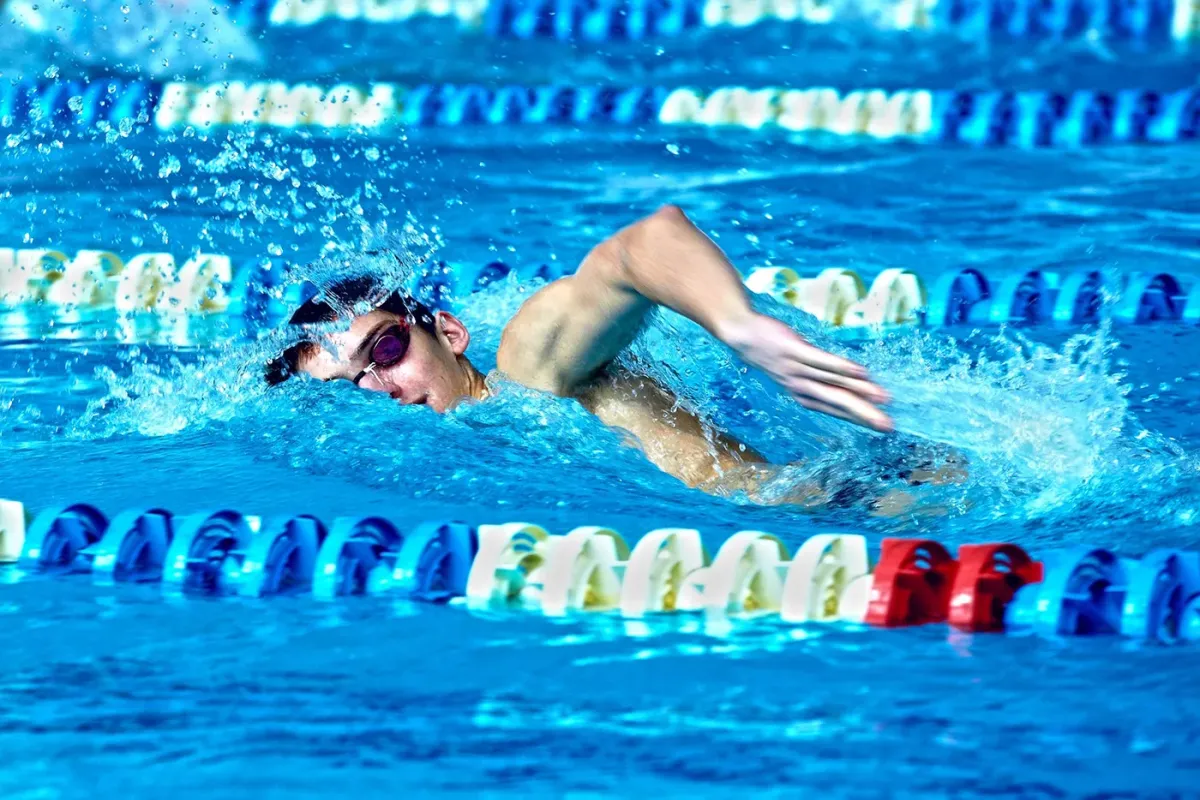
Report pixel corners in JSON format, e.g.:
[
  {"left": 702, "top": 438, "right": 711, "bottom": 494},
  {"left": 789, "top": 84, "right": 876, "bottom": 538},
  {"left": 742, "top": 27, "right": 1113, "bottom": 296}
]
[{"left": 718, "top": 312, "right": 893, "bottom": 432}]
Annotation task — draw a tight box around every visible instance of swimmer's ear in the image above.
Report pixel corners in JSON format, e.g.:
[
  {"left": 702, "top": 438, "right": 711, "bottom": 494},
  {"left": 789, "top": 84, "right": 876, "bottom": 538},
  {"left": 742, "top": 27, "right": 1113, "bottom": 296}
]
[{"left": 432, "top": 310, "right": 470, "bottom": 356}]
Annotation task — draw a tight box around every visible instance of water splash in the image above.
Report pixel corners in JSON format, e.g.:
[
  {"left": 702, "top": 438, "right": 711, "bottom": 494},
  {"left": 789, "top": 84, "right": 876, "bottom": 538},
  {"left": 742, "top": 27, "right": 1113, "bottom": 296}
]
[
  {"left": 55, "top": 264, "right": 1200, "bottom": 543},
  {"left": 285, "top": 219, "right": 444, "bottom": 313},
  {"left": 2, "top": 0, "right": 261, "bottom": 80},
  {"left": 605, "top": 294, "right": 1200, "bottom": 535},
  {"left": 2, "top": 89, "right": 1195, "bottom": 541}
]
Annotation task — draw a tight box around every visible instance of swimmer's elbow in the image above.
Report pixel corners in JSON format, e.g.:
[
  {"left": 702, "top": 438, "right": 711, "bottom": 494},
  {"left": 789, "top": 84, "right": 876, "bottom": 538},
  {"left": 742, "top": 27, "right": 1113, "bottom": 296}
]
[
  {"left": 622, "top": 204, "right": 691, "bottom": 255},
  {"left": 645, "top": 203, "right": 688, "bottom": 227},
  {"left": 575, "top": 205, "right": 692, "bottom": 291}
]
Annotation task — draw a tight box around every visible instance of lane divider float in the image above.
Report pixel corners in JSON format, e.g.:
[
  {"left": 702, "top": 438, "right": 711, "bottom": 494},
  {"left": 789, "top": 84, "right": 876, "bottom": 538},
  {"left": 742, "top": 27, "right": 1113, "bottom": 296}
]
[
  {"left": 4, "top": 79, "right": 1198, "bottom": 146},
  {"left": 249, "top": 0, "right": 1200, "bottom": 45},
  {"left": 0, "top": 247, "right": 552, "bottom": 321},
  {"left": 0, "top": 248, "right": 235, "bottom": 313},
  {"left": 3, "top": 246, "right": 1197, "bottom": 332},
  {"left": 2, "top": 497, "right": 1197, "bottom": 642},
  {"left": 744, "top": 265, "right": 1197, "bottom": 329}
]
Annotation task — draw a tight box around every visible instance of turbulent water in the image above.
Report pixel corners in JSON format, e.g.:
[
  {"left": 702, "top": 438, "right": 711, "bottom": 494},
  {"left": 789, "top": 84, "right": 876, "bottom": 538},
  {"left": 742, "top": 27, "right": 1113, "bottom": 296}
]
[
  {"left": 37, "top": 273, "right": 1194, "bottom": 544},
  {"left": 1, "top": 0, "right": 1199, "bottom": 547},
  {"left": 5, "top": 6, "right": 1200, "bottom": 799}
]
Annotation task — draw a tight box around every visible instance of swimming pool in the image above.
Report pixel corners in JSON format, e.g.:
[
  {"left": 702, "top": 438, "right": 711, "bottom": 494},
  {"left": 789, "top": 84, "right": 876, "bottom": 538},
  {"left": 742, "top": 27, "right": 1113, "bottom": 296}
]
[{"left": 3, "top": 3, "right": 1200, "bottom": 797}]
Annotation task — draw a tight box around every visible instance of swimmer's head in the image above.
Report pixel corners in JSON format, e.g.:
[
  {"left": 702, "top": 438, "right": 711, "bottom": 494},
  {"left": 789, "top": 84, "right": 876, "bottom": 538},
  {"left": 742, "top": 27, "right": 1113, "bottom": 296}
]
[{"left": 264, "top": 274, "right": 483, "bottom": 412}]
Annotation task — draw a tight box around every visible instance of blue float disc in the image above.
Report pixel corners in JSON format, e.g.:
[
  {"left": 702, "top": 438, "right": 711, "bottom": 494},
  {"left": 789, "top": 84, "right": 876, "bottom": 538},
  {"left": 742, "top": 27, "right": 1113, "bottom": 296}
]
[
  {"left": 236, "top": 515, "right": 326, "bottom": 597},
  {"left": 440, "top": 84, "right": 489, "bottom": 126},
  {"left": 20, "top": 503, "right": 108, "bottom": 574},
  {"left": 1114, "top": 272, "right": 1184, "bottom": 323},
  {"left": 311, "top": 515, "right": 405, "bottom": 600},
  {"left": 561, "top": 0, "right": 586, "bottom": 40},
  {"left": 225, "top": 259, "right": 281, "bottom": 321},
  {"left": 0, "top": 81, "right": 35, "bottom": 126},
  {"left": 988, "top": 270, "right": 1059, "bottom": 325},
  {"left": 1037, "top": 548, "right": 1125, "bottom": 636},
  {"left": 161, "top": 510, "right": 254, "bottom": 596},
  {"left": 276, "top": 279, "right": 319, "bottom": 318},
  {"left": 1120, "top": 549, "right": 1199, "bottom": 643},
  {"left": 517, "top": 262, "right": 559, "bottom": 283},
  {"left": 613, "top": 86, "right": 665, "bottom": 124},
  {"left": 1181, "top": 593, "right": 1200, "bottom": 642},
  {"left": 954, "top": 91, "right": 1006, "bottom": 146},
  {"left": 1181, "top": 282, "right": 1200, "bottom": 324},
  {"left": 392, "top": 522, "right": 478, "bottom": 602},
  {"left": 1146, "top": 89, "right": 1198, "bottom": 143},
  {"left": 399, "top": 85, "right": 439, "bottom": 126},
  {"left": 488, "top": 86, "right": 535, "bottom": 124},
  {"left": 928, "top": 268, "right": 990, "bottom": 326},
  {"left": 88, "top": 508, "right": 173, "bottom": 585},
  {"left": 1012, "top": 92, "right": 1051, "bottom": 148},
  {"left": 1052, "top": 269, "right": 1106, "bottom": 324},
  {"left": 468, "top": 261, "right": 515, "bottom": 291}
]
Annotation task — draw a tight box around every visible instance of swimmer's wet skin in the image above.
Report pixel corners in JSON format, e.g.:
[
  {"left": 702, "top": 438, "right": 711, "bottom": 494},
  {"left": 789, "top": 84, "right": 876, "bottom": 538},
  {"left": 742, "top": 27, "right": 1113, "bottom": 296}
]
[{"left": 268, "top": 205, "right": 914, "bottom": 501}]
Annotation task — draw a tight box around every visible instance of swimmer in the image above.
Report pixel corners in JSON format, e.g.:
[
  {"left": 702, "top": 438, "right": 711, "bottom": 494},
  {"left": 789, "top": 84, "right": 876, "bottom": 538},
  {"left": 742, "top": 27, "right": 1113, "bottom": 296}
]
[{"left": 266, "top": 205, "right": 916, "bottom": 503}]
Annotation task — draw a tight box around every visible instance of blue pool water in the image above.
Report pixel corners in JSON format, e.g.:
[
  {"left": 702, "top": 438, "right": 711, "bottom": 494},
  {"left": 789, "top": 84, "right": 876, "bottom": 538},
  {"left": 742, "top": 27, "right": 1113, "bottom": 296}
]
[{"left": 4, "top": 4, "right": 1200, "bottom": 797}]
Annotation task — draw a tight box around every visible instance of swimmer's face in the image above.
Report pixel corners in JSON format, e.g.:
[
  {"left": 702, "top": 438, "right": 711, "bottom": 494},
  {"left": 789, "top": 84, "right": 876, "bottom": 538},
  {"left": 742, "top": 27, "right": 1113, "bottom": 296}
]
[{"left": 296, "top": 308, "right": 473, "bottom": 412}]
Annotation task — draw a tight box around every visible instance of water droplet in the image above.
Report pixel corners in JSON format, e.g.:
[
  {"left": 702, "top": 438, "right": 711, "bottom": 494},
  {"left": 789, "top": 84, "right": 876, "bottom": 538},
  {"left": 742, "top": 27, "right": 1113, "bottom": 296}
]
[
  {"left": 364, "top": 147, "right": 380, "bottom": 162},
  {"left": 158, "top": 155, "right": 181, "bottom": 178},
  {"left": 301, "top": 149, "right": 316, "bottom": 168},
  {"left": 43, "top": 65, "right": 59, "bottom": 79},
  {"left": 268, "top": 243, "right": 283, "bottom": 256},
  {"left": 666, "top": 143, "right": 680, "bottom": 155}
]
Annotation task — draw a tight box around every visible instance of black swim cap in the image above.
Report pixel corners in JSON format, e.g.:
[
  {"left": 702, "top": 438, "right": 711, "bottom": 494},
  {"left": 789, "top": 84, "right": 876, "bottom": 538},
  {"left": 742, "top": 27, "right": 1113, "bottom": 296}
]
[{"left": 264, "top": 273, "right": 436, "bottom": 386}]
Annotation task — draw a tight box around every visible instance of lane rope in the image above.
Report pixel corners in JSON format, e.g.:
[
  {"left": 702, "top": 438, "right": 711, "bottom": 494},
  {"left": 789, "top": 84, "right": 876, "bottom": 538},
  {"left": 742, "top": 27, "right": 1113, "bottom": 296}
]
[
  {"left": 3, "top": 79, "right": 1198, "bottom": 146},
  {"left": 2, "top": 246, "right": 1195, "bottom": 331},
  {"left": 2, "top": 497, "right": 1197, "bottom": 642},
  {"left": 248, "top": 0, "right": 1200, "bottom": 45}
]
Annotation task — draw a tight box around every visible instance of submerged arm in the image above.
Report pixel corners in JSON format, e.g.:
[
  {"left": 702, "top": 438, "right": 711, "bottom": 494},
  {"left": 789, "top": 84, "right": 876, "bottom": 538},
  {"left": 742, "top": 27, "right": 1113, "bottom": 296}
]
[{"left": 499, "top": 204, "right": 893, "bottom": 431}]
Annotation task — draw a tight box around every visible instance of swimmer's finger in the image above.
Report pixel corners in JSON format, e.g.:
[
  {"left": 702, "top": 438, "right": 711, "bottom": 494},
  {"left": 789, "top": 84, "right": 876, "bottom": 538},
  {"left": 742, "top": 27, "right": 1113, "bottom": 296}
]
[
  {"left": 794, "top": 395, "right": 860, "bottom": 426},
  {"left": 794, "top": 364, "right": 891, "bottom": 405},
  {"left": 793, "top": 380, "right": 894, "bottom": 432},
  {"left": 799, "top": 393, "right": 892, "bottom": 433},
  {"left": 792, "top": 341, "right": 870, "bottom": 379}
]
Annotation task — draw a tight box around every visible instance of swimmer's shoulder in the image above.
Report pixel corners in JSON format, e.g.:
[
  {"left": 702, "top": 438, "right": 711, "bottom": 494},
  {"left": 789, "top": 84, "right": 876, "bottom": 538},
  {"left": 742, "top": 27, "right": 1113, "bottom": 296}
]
[{"left": 495, "top": 276, "right": 584, "bottom": 395}]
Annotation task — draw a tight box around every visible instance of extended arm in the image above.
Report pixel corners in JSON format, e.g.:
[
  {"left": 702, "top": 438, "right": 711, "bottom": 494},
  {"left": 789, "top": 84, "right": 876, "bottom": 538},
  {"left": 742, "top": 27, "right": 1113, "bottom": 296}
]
[{"left": 498, "top": 205, "right": 892, "bottom": 432}]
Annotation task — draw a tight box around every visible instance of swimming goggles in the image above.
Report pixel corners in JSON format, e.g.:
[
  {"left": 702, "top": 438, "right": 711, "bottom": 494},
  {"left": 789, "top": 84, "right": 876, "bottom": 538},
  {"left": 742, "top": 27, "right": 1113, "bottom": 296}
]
[{"left": 352, "top": 322, "right": 411, "bottom": 387}]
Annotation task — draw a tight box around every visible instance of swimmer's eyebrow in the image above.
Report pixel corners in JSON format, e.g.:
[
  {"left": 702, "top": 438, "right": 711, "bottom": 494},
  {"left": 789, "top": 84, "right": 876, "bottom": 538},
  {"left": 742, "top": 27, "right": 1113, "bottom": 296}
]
[{"left": 346, "top": 321, "right": 391, "bottom": 369}]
